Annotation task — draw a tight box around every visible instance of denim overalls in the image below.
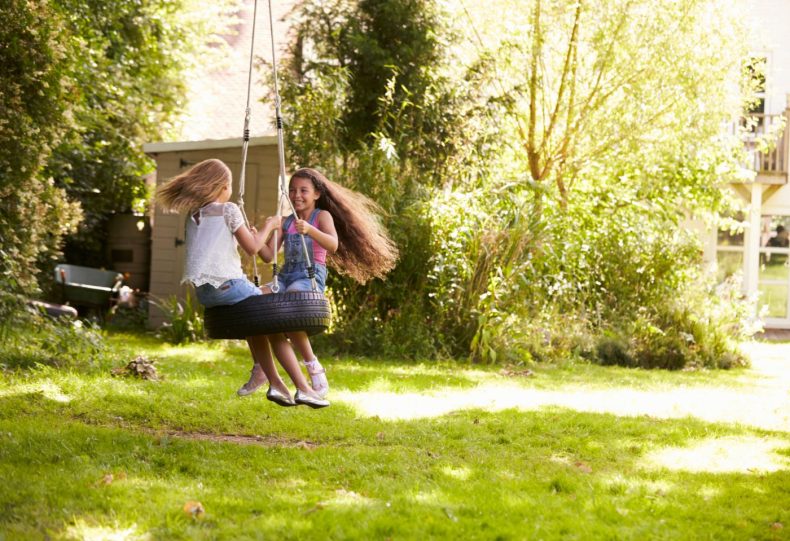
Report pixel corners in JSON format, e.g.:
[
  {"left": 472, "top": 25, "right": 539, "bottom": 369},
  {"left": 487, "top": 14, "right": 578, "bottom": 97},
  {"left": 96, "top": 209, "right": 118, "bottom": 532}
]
[{"left": 279, "top": 209, "right": 327, "bottom": 293}]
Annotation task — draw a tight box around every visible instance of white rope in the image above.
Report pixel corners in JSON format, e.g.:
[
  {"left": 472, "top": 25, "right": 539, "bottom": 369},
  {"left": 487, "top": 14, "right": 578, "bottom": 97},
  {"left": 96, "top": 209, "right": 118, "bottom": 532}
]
[
  {"left": 267, "top": 0, "right": 317, "bottom": 292},
  {"left": 238, "top": 0, "right": 260, "bottom": 284}
]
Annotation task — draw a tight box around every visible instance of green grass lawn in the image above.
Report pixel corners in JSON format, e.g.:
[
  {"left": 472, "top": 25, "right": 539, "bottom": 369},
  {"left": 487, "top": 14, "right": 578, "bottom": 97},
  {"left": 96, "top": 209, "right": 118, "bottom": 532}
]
[{"left": 1, "top": 333, "right": 788, "bottom": 540}]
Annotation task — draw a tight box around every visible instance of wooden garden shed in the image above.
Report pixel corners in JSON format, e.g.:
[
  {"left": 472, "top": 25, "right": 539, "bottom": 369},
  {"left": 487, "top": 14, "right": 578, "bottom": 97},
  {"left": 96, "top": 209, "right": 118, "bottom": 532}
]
[{"left": 143, "top": 136, "right": 279, "bottom": 328}]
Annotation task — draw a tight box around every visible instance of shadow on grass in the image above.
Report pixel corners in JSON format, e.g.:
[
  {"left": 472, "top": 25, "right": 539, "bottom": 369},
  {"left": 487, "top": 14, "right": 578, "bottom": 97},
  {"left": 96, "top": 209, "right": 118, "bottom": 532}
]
[
  {"left": 1, "top": 334, "right": 788, "bottom": 539},
  {"left": 0, "top": 389, "right": 788, "bottom": 540}
]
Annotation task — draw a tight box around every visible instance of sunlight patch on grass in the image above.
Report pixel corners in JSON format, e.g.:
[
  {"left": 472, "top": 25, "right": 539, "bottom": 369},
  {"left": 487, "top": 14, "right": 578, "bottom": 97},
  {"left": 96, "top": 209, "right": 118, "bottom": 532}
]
[
  {"left": 602, "top": 474, "right": 676, "bottom": 497},
  {"left": 643, "top": 436, "right": 790, "bottom": 473},
  {"left": 325, "top": 488, "right": 376, "bottom": 507},
  {"left": 0, "top": 381, "right": 71, "bottom": 403},
  {"left": 278, "top": 477, "right": 308, "bottom": 489},
  {"left": 698, "top": 485, "right": 722, "bottom": 501},
  {"left": 413, "top": 490, "right": 444, "bottom": 505},
  {"left": 64, "top": 519, "right": 147, "bottom": 541},
  {"left": 441, "top": 465, "right": 472, "bottom": 480},
  {"left": 336, "top": 382, "right": 790, "bottom": 431},
  {"left": 365, "top": 377, "right": 396, "bottom": 392},
  {"left": 335, "top": 362, "right": 490, "bottom": 380},
  {"left": 155, "top": 344, "right": 229, "bottom": 363}
]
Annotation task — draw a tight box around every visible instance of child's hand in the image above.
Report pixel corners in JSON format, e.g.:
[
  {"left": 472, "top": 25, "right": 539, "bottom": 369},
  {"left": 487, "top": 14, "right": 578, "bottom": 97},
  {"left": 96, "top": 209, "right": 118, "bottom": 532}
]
[
  {"left": 294, "top": 219, "right": 312, "bottom": 235},
  {"left": 264, "top": 216, "right": 281, "bottom": 231}
]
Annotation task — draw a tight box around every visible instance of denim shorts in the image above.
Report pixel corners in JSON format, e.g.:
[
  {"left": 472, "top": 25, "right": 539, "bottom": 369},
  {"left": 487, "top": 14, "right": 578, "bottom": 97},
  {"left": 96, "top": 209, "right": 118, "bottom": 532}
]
[
  {"left": 269, "top": 264, "right": 327, "bottom": 293},
  {"left": 195, "top": 278, "right": 262, "bottom": 308}
]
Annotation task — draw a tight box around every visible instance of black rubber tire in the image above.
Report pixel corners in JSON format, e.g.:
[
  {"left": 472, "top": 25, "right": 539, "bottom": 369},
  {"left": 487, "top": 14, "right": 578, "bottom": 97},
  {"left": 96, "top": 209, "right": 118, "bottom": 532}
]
[{"left": 204, "top": 291, "right": 331, "bottom": 339}]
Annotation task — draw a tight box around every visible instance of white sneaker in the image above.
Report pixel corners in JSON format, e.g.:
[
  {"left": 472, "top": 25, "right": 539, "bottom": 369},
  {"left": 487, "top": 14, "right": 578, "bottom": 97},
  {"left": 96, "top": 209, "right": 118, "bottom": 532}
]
[
  {"left": 304, "top": 359, "right": 329, "bottom": 398},
  {"left": 237, "top": 365, "right": 268, "bottom": 397}
]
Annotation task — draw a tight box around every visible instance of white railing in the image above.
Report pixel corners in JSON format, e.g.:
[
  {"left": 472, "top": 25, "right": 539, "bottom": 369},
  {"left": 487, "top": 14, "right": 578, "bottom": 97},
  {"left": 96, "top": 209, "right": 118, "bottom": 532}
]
[{"left": 743, "top": 113, "right": 789, "bottom": 176}]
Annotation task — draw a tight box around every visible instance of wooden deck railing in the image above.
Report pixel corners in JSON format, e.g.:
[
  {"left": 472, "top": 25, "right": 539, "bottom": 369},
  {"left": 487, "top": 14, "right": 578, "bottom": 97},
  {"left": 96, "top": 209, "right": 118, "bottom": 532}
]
[{"left": 743, "top": 112, "right": 789, "bottom": 176}]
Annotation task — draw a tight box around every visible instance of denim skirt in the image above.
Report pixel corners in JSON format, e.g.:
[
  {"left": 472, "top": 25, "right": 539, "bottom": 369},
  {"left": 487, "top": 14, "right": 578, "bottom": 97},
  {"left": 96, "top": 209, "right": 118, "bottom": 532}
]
[{"left": 195, "top": 278, "right": 262, "bottom": 308}]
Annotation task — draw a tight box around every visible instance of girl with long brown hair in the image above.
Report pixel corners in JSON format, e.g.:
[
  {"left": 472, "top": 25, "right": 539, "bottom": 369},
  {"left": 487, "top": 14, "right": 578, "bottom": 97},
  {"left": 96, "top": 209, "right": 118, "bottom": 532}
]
[{"left": 237, "top": 167, "right": 399, "bottom": 398}]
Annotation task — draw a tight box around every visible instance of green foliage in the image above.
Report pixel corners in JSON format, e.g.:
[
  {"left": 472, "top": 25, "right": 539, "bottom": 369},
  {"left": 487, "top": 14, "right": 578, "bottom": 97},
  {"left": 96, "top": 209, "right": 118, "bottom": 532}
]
[
  {"left": 276, "top": 0, "right": 757, "bottom": 368},
  {"left": 288, "top": 0, "right": 459, "bottom": 172},
  {"left": 45, "top": 0, "right": 236, "bottom": 268},
  {"left": 426, "top": 188, "right": 542, "bottom": 362},
  {"left": 0, "top": 0, "right": 82, "bottom": 293},
  {"left": 596, "top": 275, "right": 755, "bottom": 370},
  {"left": 150, "top": 294, "right": 205, "bottom": 344},
  {"left": 0, "top": 334, "right": 787, "bottom": 539},
  {"left": 0, "top": 293, "right": 107, "bottom": 371},
  {"left": 1, "top": 0, "right": 235, "bottom": 295},
  {"left": 278, "top": 0, "right": 474, "bottom": 358}
]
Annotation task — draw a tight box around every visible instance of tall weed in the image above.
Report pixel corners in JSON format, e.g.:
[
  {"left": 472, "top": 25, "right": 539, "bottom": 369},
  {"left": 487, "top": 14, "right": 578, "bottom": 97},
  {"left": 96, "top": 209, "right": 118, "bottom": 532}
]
[{"left": 149, "top": 294, "right": 204, "bottom": 344}]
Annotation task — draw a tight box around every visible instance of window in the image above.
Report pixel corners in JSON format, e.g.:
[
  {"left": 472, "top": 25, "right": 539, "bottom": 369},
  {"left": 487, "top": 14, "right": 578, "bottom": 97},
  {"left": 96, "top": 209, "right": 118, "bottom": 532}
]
[
  {"left": 743, "top": 55, "right": 767, "bottom": 131},
  {"left": 759, "top": 215, "right": 790, "bottom": 319},
  {"left": 715, "top": 213, "right": 745, "bottom": 283}
]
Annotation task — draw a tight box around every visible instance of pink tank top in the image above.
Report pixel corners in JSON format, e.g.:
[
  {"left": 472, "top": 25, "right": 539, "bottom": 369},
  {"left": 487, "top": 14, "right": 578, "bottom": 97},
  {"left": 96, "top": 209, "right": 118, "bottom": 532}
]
[{"left": 285, "top": 209, "right": 327, "bottom": 265}]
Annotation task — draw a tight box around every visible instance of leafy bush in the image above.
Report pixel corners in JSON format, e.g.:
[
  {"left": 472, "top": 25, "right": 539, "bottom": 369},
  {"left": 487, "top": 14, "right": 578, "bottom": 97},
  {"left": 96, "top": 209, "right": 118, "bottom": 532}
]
[
  {"left": 0, "top": 291, "right": 107, "bottom": 371},
  {"left": 0, "top": 1, "right": 82, "bottom": 293},
  {"left": 594, "top": 274, "right": 755, "bottom": 370},
  {"left": 273, "top": 0, "right": 757, "bottom": 370},
  {"left": 45, "top": 0, "right": 237, "bottom": 268}
]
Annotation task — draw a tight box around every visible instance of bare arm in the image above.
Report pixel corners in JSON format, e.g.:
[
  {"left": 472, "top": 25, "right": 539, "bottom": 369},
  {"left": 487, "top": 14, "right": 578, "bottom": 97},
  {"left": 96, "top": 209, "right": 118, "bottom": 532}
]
[
  {"left": 234, "top": 216, "right": 280, "bottom": 256},
  {"left": 294, "top": 210, "right": 338, "bottom": 254},
  {"left": 257, "top": 216, "right": 284, "bottom": 263}
]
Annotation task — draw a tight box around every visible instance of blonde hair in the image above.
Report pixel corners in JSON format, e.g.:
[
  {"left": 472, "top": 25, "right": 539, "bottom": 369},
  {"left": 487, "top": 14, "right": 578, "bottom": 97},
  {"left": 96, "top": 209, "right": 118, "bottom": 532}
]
[
  {"left": 291, "top": 168, "right": 399, "bottom": 283},
  {"left": 156, "top": 159, "right": 231, "bottom": 213}
]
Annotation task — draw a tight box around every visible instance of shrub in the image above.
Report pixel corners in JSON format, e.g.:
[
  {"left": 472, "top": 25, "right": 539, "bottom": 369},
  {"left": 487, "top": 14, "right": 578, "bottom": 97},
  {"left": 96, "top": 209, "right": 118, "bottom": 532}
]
[
  {"left": 0, "top": 1, "right": 82, "bottom": 294},
  {"left": 0, "top": 290, "right": 107, "bottom": 372},
  {"left": 272, "top": 0, "right": 756, "bottom": 371},
  {"left": 593, "top": 274, "right": 754, "bottom": 370}
]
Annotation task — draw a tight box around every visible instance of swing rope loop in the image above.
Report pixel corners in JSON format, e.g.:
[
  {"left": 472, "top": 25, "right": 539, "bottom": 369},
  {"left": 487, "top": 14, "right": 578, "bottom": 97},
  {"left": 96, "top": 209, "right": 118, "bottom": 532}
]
[
  {"left": 233, "top": 0, "right": 319, "bottom": 293},
  {"left": 203, "top": 0, "right": 331, "bottom": 340},
  {"left": 237, "top": 0, "right": 260, "bottom": 286}
]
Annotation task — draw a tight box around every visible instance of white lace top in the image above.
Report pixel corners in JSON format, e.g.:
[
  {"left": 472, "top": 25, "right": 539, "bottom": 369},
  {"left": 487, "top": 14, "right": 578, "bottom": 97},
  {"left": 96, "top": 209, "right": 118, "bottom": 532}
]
[{"left": 182, "top": 202, "right": 246, "bottom": 288}]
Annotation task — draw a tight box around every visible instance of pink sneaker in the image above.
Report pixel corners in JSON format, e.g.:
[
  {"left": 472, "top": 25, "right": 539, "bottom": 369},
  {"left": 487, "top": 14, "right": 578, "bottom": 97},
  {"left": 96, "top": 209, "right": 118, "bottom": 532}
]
[
  {"left": 237, "top": 365, "right": 268, "bottom": 397},
  {"left": 304, "top": 359, "right": 329, "bottom": 398}
]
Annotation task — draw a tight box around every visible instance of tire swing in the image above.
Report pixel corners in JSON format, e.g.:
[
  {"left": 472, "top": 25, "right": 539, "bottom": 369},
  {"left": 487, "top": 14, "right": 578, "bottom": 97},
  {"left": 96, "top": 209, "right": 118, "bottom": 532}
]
[{"left": 204, "top": 0, "right": 330, "bottom": 340}]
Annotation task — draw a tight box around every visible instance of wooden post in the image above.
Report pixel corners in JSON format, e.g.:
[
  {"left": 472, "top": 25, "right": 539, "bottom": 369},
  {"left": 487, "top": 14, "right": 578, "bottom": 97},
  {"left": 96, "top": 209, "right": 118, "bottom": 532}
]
[
  {"left": 744, "top": 182, "right": 763, "bottom": 299},
  {"left": 783, "top": 94, "right": 790, "bottom": 179}
]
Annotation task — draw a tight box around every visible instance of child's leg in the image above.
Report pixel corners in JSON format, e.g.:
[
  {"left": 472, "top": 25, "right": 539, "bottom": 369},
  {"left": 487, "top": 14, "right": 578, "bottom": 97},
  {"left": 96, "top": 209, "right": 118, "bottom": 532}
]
[
  {"left": 268, "top": 333, "right": 324, "bottom": 399},
  {"left": 237, "top": 285, "right": 274, "bottom": 395},
  {"left": 288, "top": 331, "right": 316, "bottom": 361},
  {"left": 288, "top": 331, "right": 329, "bottom": 398},
  {"left": 246, "top": 335, "right": 288, "bottom": 397}
]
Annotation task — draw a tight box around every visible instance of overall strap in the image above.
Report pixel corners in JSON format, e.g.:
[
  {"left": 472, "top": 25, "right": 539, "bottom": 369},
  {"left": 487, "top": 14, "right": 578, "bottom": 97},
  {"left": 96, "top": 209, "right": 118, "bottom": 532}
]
[
  {"left": 308, "top": 209, "right": 321, "bottom": 226},
  {"left": 283, "top": 214, "right": 295, "bottom": 231}
]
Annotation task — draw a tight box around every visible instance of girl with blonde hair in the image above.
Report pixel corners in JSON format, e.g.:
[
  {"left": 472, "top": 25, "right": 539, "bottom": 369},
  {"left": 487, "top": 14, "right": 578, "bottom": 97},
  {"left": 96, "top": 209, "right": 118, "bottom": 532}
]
[{"left": 156, "top": 158, "right": 329, "bottom": 408}]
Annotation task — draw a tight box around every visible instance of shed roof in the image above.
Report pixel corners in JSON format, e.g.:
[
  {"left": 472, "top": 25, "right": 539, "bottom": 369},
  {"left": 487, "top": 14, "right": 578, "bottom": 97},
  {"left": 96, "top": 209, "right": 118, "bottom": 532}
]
[
  {"left": 174, "top": 0, "right": 294, "bottom": 143},
  {"left": 143, "top": 136, "right": 277, "bottom": 154}
]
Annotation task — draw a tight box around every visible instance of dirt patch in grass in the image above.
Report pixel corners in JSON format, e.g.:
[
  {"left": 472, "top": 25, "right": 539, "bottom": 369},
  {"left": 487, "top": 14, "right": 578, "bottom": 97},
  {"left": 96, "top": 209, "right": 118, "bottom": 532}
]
[
  {"left": 150, "top": 428, "right": 318, "bottom": 449},
  {"left": 73, "top": 414, "right": 319, "bottom": 448}
]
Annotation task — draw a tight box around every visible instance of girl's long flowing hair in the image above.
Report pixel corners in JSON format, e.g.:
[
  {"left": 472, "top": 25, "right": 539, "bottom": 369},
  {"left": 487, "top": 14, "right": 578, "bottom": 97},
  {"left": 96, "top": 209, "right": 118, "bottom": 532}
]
[
  {"left": 292, "top": 168, "right": 398, "bottom": 283},
  {"left": 156, "top": 159, "right": 231, "bottom": 213}
]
